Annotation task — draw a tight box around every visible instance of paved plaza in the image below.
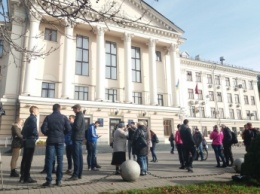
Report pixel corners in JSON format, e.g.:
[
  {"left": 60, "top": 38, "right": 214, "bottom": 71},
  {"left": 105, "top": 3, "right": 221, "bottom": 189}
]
[{"left": 0, "top": 146, "right": 244, "bottom": 194}]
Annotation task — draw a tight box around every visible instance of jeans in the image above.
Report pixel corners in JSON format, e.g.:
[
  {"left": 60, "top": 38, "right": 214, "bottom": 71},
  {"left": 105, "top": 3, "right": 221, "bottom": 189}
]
[
  {"left": 176, "top": 144, "right": 185, "bottom": 167},
  {"left": 195, "top": 143, "right": 204, "bottom": 160},
  {"left": 137, "top": 155, "right": 147, "bottom": 173},
  {"left": 45, "top": 143, "right": 64, "bottom": 183},
  {"left": 72, "top": 141, "right": 83, "bottom": 177},
  {"left": 212, "top": 144, "right": 226, "bottom": 166},
  {"left": 150, "top": 145, "right": 157, "bottom": 161},
  {"left": 87, "top": 141, "right": 97, "bottom": 169},
  {"left": 20, "top": 147, "right": 35, "bottom": 181},
  {"left": 66, "top": 144, "right": 73, "bottom": 170},
  {"left": 183, "top": 144, "right": 195, "bottom": 168}
]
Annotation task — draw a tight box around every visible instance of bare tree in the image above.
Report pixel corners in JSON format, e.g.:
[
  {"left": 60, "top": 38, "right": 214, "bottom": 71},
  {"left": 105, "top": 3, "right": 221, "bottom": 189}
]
[{"left": 0, "top": 0, "right": 159, "bottom": 67}]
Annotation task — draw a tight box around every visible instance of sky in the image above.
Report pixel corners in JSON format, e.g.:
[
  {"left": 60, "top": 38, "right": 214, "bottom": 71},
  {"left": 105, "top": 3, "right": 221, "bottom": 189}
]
[{"left": 144, "top": 0, "right": 260, "bottom": 72}]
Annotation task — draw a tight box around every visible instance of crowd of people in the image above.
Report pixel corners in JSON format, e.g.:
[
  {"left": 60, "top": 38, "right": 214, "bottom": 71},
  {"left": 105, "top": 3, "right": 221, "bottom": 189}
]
[{"left": 9, "top": 104, "right": 259, "bottom": 185}]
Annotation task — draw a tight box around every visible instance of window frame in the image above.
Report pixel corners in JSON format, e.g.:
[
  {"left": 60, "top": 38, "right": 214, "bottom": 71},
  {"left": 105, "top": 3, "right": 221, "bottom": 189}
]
[
  {"left": 41, "top": 82, "right": 55, "bottom": 98},
  {"left": 225, "top": 77, "right": 230, "bottom": 87},
  {"left": 188, "top": 89, "right": 194, "bottom": 99},
  {"left": 105, "top": 88, "right": 117, "bottom": 102},
  {"left": 105, "top": 41, "right": 117, "bottom": 80},
  {"left": 207, "top": 74, "right": 212, "bottom": 84},
  {"left": 44, "top": 28, "right": 58, "bottom": 42},
  {"left": 131, "top": 46, "right": 142, "bottom": 83},
  {"left": 133, "top": 92, "right": 142, "bottom": 104},
  {"left": 195, "top": 72, "right": 201, "bottom": 82},
  {"left": 209, "top": 91, "right": 214, "bottom": 101},
  {"left": 74, "top": 86, "right": 88, "bottom": 101},
  {"left": 187, "top": 71, "right": 192, "bottom": 81},
  {"left": 75, "top": 35, "right": 89, "bottom": 76},
  {"left": 155, "top": 51, "right": 162, "bottom": 62},
  {"left": 244, "top": 95, "right": 249, "bottom": 104},
  {"left": 157, "top": 94, "right": 164, "bottom": 106}
]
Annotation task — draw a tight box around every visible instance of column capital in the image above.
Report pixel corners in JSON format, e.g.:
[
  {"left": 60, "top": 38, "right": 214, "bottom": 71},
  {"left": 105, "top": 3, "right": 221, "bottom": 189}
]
[
  {"left": 123, "top": 33, "right": 134, "bottom": 42},
  {"left": 168, "top": 43, "right": 179, "bottom": 53},
  {"left": 147, "top": 38, "right": 158, "bottom": 47},
  {"left": 94, "top": 26, "right": 107, "bottom": 36},
  {"left": 30, "top": 10, "right": 42, "bottom": 22}
]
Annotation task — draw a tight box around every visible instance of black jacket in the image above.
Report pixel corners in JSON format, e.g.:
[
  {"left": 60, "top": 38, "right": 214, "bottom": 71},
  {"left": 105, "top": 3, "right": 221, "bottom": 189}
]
[
  {"left": 243, "top": 129, "right": 258, "bottom": 146},
  {"left": 222, "top": 127, "right": 232, "bottom": 145},
  {"left": 180, "top": 124, "right": 195, "bottom": 147},
  {"left": 193, "top": 131, "right": 203, "bottom": 147},
  {"left": 132, "top": 125, "right": 149, "bottom": 155},
  {"left": 71, "top": 111, "right": 85, "bottom": 141},
  {"left": 41, "top": 111, "right": 71, "bottom": 144},
  {"left": 22, "top": 114, "right": 39, "bottom": 140}
]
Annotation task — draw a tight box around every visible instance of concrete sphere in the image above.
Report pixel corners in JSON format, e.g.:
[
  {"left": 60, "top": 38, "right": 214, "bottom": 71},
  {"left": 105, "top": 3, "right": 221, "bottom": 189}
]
[
  {"left": 120, "top": 160, "right": 140, "bottom": 182},
  {"left": 233, "top": 158, "right": 244, "bottom": 173}
]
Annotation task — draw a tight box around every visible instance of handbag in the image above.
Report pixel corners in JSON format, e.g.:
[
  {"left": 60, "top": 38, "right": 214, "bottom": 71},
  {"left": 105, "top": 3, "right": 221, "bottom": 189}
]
[{"left": 25, "top": 139, "right": 36, "bottom": 148}]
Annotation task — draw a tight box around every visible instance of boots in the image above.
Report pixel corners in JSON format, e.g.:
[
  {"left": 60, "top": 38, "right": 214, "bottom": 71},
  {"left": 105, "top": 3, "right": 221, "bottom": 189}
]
[{"left": 10, "top": 169, "right": 19, "bottom": 177}]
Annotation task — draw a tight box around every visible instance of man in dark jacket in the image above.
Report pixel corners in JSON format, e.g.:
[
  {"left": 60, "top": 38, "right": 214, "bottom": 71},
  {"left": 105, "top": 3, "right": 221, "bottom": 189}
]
[
  {"left": 193, "top": 128, "right": 204, "bottom": 161},
  {"left": 221, "top": 124, "right": 233, "bottom": 166},
  {"left": 68, "top": 104, "right": 85, "bottom": 180},
  {"left": 243, "top": 122, "right": 258, "bottom": 152},
  {"left": 180, "top": 119, "right": 195, "bottom": 173},
  {"left": 41, "top": 104, "right": 71, "bottom": 186},
  {"left": 65, "top": 115, "right": 75, "bottom": 174},
  {"left": 20, "top": 106, "right": 39, "bottom": 183},
  {"left": 127, "top": 122, "right": 136, "bottom": 160}
]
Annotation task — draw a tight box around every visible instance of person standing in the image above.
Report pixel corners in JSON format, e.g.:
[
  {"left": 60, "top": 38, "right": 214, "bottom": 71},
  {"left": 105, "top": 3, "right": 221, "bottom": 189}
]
[
  {"left": 65, "top": 115, "right": 75, "bottom": 174},
  {"left": 10, "top": 118, "right": 24, "bottom": 177},
  {"left": 193, "top": 128, "right": 204, "bottom": 161},
  {"left": 179, "top": 119, "right": 195, "bottom": 173},
  {"left": 243, "top": 122, "right": 258, "bottom": 152},
  {"left": 150, "top": 130, "right": 158, "bottom": 162},
  {"left": 87, "top": 121, "right": 101, "bottom": 171},
  {"left": 111, "top": 122, "right": 128, "bottom": 174},
  {"left": 20, "top": 106, "right": 39, "bottom": 183},
  {"left": 210, "top": 125, "right": 227, "bottom": 168},
  {"left": 221, "top": 124, "right": 233, "bottom": 166},
  {"left": 127, "top": 122, "right": 136, "bottom": 160},
  {"left": 68, "top": 104, "right": 85, "bottom": 180},
  {"left": 175, "top": 124, "right": 185, "bottom": 169},
  {"left": 169, "top": 132, "right": 175, "bottom": 154},
  {"left": 41, "top": 104, "right": 71, "bottom": 186}
]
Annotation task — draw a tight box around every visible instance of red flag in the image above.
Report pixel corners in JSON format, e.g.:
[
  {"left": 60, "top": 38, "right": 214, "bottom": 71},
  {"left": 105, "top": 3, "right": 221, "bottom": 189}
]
[{"left": 195, "top": 84, "right": 199, "bottom": 94}]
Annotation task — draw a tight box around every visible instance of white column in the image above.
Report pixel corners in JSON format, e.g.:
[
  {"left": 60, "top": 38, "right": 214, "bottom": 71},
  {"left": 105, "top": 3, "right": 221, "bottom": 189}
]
[
  {"left": 3, "top": 3, "right": 25, "bottom": 98},
  {"left": 124, "top": 33, "right": 133, "bottom": 103},
  {"left": 169, "top": 44, "right": 181, "bottom": 107},
  {"left": 95, "top": 27, "right": 105, "bottom": 101},
  {"left": 62, "top": 24, "right": 74, "bottom": 99},
  {"left": 221, "top": 77, "right": 230, "bottom": 118},
  {"left": 253, "top": 81, "right": 260, "bottom": 118},
  {"left": 148, "top": 39, "right": 157, "bottom": 105},
  {"left": 238, "top": 81, "right": 245, "bottom": 119},
  {"left": 23, "top": 13, "right": 41, "bottom": 95},
  {"left": 201, "top": 73, "right": 211, "bottom": 117}
]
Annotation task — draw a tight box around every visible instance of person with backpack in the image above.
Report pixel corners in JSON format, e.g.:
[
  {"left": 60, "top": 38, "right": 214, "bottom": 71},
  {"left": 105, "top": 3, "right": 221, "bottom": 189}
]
[
  {"left": 169, "top": 132, "right": 175, "bottom": 154},
  {"left": 150, "top": 130, "right": 159, "bottom": 162},
  {"left": 221, "top": 124, "right": 234, "bottom": 166}
]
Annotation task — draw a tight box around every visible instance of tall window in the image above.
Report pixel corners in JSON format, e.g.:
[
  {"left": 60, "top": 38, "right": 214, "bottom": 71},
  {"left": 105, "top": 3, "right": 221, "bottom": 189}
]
[
  {"left": 232, "top": 78, "right": 238, "bottom": 87},
  {"left": 198, "top": 90, "right": 203, "bottom": 100},
  {"left": 251, "top": 96, "right": 255, "bottom": 105},
  {"left": 229, "top": 109, "right": 234, "bottom": 119},
  {"left": 41, "top": 82, "right": 55, "bottom": 98},
  {"left": 76, "top": 35, "right": 89, "bottom": 76},
  {"left": 105, "top": 89, "right": 117, "bottom": 102},
  {"left": 244, "top": 95, "right": 249, "bottom": 104},
  {"left": 215, "top": 75, "right": 220, "bottom": 85},
  {"left": 187, "top": 71, "right": 192, "bottom": 81},
  {"left": 190, "top": 106, "right": 196, "bottom": 117},
  {"left": 0, "top": 40, "right": 3, "bottom": 58},
  {"left": 236, "top": 109, "right": 242, "bottom": 120},
  {"left": 225, "top": 77, "right": 230, "bottom": 86},
  {"left": 199, "top": 107, "right": 205, "bottom": 118},
  {"left": 207, "top": 74, "right": 212, "bottom": 84},
  {"left": 196, "top": 72, "right": 201, "bottom": 82},
  {"left": 217, "top": 92, "right": 222, "bottom": 102},
  {"left": 246, "top": 110, "right": 251, "bottom": 120},
  {"left": 234, "top": 94, "right": 240, "bottom": 104},
  {"left": 227, "top": 93, "right": 232, "bottom": 103},
  {"left": 74, "top": 86, "right": 88, "bottom": 100},
  {"left": 188, "top": 89, "right": 194, "bottom": 99},
  {"left": 131, "top": 47, "right": 141, "bottom": 82},
  {"left": 209, "top": 91, "right": 214, "bottom": 101},
  {"left": 248, "top": 81, "right": 253, "bottom": 90},
  {"left": 163, "top": 120, "right": 172, "bottom": 136},
  {"left": 156, "top": 51, "right": 162, "bottom": 61},
  {"left": 242, "top": 80, "right": 247, "bottom": 89},
  {"left": 133, "top": 92, "right": 142, "bottom": 104},
  {"left": 253, "top": 111, "right": 258, "bottom": 120},
  {"left": 106, "top": 41, "right": 117, "bottom": 79},
  {"left": 157, "top": 94, "right": 164, "bottom": 106},
  {"left": 44, "top": 28, "right": 57, "bottom": 42},
  {"left": 211, "top": 108, "right": 216, "bottom": 118},
  {"left": 219, "top": 108, "right": 224, "bottom": 119}
]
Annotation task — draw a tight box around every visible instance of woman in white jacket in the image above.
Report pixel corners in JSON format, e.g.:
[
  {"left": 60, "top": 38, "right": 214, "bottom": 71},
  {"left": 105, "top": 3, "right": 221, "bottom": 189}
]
[{"left": 111, "top": 122, "right": 128, "bottom": 174}]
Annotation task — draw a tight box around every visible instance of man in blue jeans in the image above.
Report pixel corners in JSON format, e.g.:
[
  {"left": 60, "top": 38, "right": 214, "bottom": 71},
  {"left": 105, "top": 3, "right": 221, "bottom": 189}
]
[
  {"left": 41, "top": 104, "right": 71, "bottom": 186},
  {"left": 87, "top": 121, "right": 101, "bottom": 171},
  {"left": 68, "top": 104, "right": 85, "bottom": 180}
]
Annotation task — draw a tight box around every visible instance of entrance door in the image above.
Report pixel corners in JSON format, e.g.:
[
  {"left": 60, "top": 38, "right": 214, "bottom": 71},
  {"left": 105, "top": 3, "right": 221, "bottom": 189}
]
[{"left": 109, "top": 119, "right": 121, "bottom": 143}]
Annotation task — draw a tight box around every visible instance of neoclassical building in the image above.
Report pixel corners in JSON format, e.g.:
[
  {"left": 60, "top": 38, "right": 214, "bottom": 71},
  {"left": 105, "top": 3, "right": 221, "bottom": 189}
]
[{"left": 0, "top": 0, "right": 259, "bottom": 144}]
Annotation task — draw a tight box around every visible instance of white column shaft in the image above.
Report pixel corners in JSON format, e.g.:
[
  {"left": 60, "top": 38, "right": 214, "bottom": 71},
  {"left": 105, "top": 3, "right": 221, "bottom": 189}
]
[
  {"left": 221, "top": 78, "right": 230, "bottom": 118},
  {"left": 124, "top": 34, "right": 132, "bottom": 103},
  {"left": 149, "top": 39, "right": 157, "bottom": 105},
  {"left": 253, "top": 81, "right": 260, "bottom": 119},
  {"left": 96, "top": 27, "right": 105, "bottom": 101},
  {"left": 202, "top": 75, "right": 211, "bottom": 117},
  {"left": 62, "top": 25, "right": 74, "bottom": 99}
]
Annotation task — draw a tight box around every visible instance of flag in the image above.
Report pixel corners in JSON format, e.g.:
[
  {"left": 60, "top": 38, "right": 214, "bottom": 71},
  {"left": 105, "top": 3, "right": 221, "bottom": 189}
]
[
  {"left": 176, "top": 79, "right": 179, "bottom": 89},
  {"left": 195, "top": 83, "right": 199, "bottom": 94}
]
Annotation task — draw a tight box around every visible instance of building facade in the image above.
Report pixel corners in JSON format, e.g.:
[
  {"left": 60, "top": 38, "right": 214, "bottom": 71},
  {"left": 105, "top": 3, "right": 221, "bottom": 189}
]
[{"left": 0, "top": 0, "right": 259, "bottom": 144}]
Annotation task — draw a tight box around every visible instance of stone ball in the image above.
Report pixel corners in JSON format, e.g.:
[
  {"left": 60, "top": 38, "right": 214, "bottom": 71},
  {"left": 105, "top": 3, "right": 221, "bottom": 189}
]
[
  {"left": 120, "top": 160, "right": 140, "bottom": 182},
  {"left": 233, "top": 158, "right": 244, "bottom": 173}
]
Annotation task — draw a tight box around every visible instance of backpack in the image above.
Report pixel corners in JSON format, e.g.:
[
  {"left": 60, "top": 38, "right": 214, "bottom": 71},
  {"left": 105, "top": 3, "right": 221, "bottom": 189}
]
[{"left": 231, "top": 131, "right": 238, "bottom": 144}]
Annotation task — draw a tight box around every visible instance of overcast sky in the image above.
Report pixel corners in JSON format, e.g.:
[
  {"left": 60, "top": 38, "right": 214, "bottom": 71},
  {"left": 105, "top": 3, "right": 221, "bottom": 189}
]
[{"left": 144, "top": 0, "right": 260, "bottom": 73}]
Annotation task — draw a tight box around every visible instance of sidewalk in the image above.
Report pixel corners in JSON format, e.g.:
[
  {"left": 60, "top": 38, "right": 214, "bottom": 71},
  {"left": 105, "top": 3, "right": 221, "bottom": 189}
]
[{"left": 0, "top": 146, "right": 244, "bottom": 194}]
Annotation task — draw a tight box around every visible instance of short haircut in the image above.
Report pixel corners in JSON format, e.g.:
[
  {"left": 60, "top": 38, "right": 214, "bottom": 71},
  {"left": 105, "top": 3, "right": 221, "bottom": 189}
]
[
  {"left": 53, "top": 104, "right": 61, "bottom": 111},
  {"left": 29, "top": 106, "right": 38, "bottom": 114},
  {"left": 177, "top": 124, "right": 181, "bottom": 128},
  {"left": 183, "top": 119, "right": 189, "bottom": 125},
  {"left": 95, "top": 121, "right": 100, "bottom": 124}
]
